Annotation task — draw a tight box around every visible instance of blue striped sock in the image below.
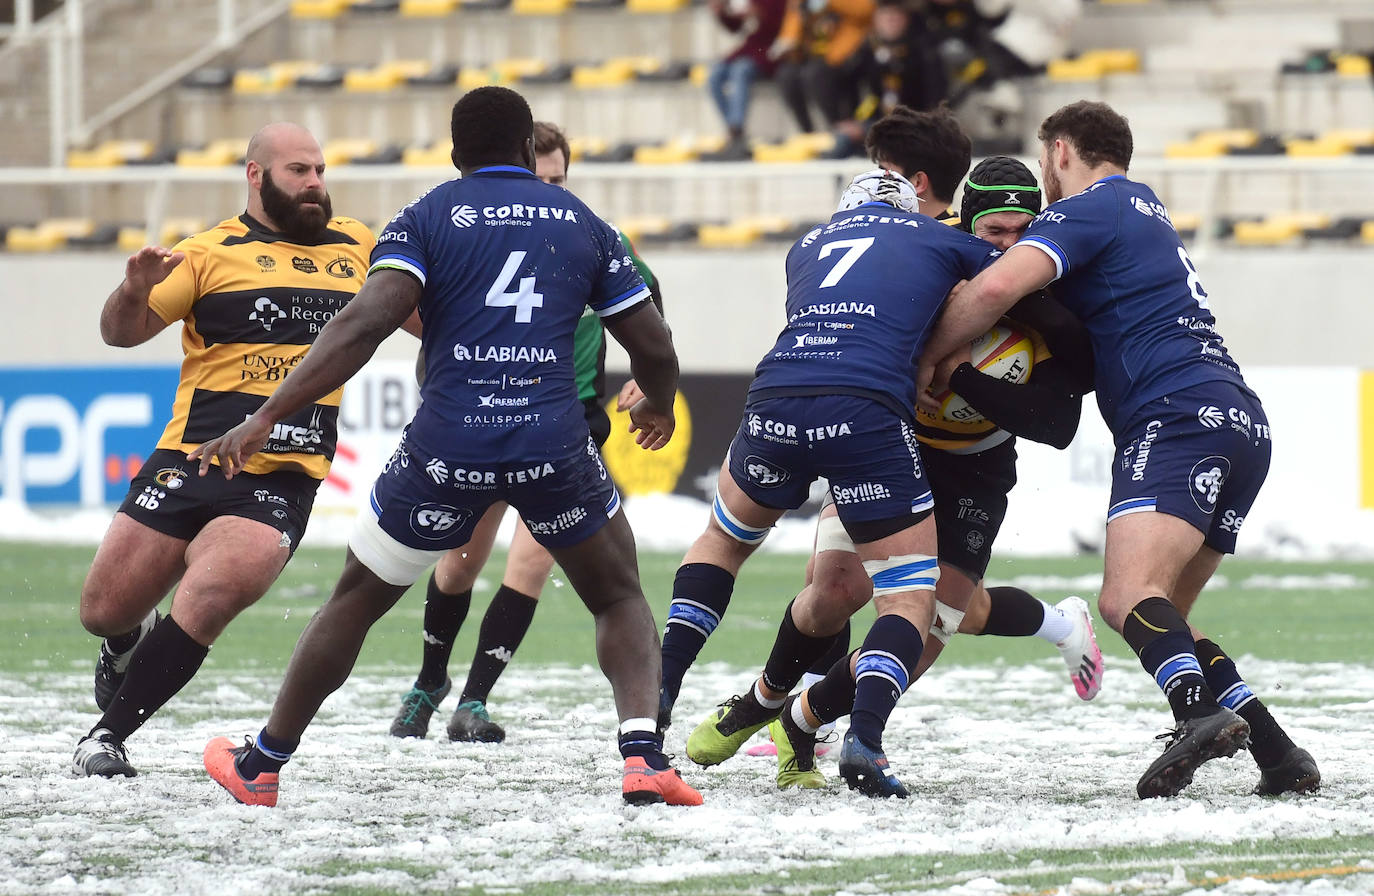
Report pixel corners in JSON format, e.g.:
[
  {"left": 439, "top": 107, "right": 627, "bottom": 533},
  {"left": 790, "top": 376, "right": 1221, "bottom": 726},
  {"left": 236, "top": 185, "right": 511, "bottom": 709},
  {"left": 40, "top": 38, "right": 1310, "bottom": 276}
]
[{"left": 849, "top": 614, "right": 923, "bottom": 751}]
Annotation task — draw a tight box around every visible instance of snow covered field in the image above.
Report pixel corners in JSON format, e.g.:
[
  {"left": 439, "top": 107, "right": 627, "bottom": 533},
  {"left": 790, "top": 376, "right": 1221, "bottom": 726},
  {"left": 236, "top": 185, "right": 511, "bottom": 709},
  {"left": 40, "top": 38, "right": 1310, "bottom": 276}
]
[{"left": 5, "top": 658, "right": 1372, "bottom": 896}]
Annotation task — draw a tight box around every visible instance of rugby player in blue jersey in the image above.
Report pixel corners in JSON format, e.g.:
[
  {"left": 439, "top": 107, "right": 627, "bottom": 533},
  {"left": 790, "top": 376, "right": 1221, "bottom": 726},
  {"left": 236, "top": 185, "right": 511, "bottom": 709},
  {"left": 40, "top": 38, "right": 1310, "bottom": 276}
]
[
  {"left": 666, "top": 119, "right": 1003, "bottom": 799},
  {"left": 192, "top": 87, "right": 702, "bottom": 807},
  {"left": 917, "top": 100, "right": 1319, "bottom": 799}
]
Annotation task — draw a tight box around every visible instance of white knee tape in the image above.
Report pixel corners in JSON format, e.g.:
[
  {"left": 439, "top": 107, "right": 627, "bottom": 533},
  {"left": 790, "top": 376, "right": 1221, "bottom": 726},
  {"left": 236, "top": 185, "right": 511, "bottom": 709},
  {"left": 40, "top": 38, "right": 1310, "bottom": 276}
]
[
  {"left": 813, "top": 512, "right": 856, "bottom": 555},
  {"left": 861, "top": 554, "right": 940, "bottom": 598},
  {"left": 711, "top": 492, "right": 771, "bottom": 546},
  {"left": 929, "top": 600, "right": 966, "bottom": 645},
  {"left": 349, "top": 499, "right": 445, "bottom": 587}
]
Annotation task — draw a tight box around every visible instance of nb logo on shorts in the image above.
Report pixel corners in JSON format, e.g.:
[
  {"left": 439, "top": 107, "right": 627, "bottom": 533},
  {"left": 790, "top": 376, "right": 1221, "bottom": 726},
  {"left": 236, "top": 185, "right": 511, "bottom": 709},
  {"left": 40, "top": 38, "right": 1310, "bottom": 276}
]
[{"left": 1197, "top": 406, "right": 1225, "bottom": 429}]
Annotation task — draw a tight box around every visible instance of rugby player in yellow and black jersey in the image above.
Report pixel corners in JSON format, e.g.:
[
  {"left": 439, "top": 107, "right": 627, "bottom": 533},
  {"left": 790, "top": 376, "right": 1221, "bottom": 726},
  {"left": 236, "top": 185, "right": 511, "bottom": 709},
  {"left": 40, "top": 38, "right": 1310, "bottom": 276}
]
[{"left": 73, "top": 122, "right": 375, "bottom": 779}]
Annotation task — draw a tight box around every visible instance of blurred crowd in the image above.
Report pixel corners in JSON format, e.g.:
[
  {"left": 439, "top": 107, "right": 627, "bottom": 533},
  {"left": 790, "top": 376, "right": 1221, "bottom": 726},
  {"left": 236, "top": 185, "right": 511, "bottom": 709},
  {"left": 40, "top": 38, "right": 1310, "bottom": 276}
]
[{"left": 703, "top": 0, "right": 1083, "bottom": 159}]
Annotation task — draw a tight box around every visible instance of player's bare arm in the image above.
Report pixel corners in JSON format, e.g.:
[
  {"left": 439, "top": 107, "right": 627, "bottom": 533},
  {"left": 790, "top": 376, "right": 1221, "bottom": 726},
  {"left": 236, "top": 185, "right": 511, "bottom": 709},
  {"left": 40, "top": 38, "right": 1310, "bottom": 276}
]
[
  {"left": 917, "top": 244, "right": 1057, "bottom": 397},
  {"left": 190, "top": 269, "right": 419, "bottom": 477},
  {"left": 100, "top": 246, "right": 183, "bottom": 347},
  {"left": 604, "top": 302, "right": 679, "bottom": 450}
]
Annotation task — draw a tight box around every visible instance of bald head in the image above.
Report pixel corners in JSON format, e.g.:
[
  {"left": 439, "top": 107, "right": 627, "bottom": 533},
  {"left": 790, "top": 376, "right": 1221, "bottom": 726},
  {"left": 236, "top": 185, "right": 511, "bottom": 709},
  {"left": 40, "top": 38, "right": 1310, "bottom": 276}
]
[{"left": 244, "top": 122, "right": 332, "bottom": 242}]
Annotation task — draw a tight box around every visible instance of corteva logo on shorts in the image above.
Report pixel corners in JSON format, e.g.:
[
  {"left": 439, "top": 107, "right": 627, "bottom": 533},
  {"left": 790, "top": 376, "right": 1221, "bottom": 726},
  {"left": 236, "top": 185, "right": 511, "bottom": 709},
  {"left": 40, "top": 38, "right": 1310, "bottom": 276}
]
[
  {"left": 832, "top": 482, "right": 892, "bottom": 504},
  {"left": 410, "top": 503, "right": 472, "bottom": 540},
  {"left": 747, "top": 414, "right": 799, "bottom": 445},
  {"left": 745, "top": 455, "right": 789, "bottom": 488},
  {"left": 1190, "top": 456, "right": 1231, "bottom": 512},
  {"left": 526, "top": 506, "right": 587, "bottom": 537}
]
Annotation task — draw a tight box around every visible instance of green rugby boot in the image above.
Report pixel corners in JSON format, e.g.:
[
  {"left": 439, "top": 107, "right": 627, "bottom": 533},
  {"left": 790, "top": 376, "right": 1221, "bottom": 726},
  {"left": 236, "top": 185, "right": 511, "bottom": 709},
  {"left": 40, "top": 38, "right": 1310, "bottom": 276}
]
[
  {"left": 770, "top": 704, "right": 825, "bottom": 790},
  {"left": 686, "top": 689, "right": 780, "bottom": 767}
]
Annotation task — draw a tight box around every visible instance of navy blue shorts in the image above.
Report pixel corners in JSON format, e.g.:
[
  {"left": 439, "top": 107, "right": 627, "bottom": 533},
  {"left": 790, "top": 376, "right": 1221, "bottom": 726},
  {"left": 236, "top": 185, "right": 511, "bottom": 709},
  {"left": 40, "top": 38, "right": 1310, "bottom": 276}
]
[
  {"left": 1108, "top": 382, "right": 1271, "bottom": 554},
  {"left": 368, "top": 429, "right": 620, "bottom": 551},
  {"left": 727, "top": 395, "right": 933, "bottom": 539}
]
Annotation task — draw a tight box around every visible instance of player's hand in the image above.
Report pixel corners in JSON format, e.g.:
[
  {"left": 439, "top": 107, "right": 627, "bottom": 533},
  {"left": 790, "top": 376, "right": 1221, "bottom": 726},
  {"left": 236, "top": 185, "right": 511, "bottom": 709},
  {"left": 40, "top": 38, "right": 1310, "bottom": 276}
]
[
  {"left": 914, "top": 360, "right": 937, "bottom": 411},
  {"left": 187, "top": 414, "right": 273, "bottom": 479},
  {"left": 627, "top": 397, "right": 674, "bottom": 451},
  {"left": 615, "top": 378, "right": 646, "bottom": 412},
  {"left": 124, "top": 246, "right": 185, "bottom": 294}
]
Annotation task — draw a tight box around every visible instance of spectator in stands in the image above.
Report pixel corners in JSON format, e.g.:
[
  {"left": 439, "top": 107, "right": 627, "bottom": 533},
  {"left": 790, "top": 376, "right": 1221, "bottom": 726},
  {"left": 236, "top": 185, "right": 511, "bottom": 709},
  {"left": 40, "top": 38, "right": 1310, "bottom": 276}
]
[
  {"left": 824, "top": 0, "right": 950, "bottom": 157},
  {"left": 705, "top": 0, "right": 788, "bottom": 160},
  {"left": 773, "top": 0, "right": 876, "bottom": 135}
]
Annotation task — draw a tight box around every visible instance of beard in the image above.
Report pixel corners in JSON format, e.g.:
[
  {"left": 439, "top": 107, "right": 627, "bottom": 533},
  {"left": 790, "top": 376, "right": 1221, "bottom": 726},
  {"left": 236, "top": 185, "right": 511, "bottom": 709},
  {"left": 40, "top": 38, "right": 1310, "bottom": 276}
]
[
  {"left": 260, "top": 168, "right": 332, "bottom": 242},
  {"left": 1042, "top": 164, "right": 1064, "bottom": 204}
]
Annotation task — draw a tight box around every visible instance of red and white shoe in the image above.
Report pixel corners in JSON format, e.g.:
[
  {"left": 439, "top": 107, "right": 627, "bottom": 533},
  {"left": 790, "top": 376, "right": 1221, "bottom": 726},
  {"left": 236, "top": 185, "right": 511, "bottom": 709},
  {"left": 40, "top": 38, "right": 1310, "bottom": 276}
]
[
  {"left": 622, "top": 757, "right": 703, "bottom": 806},
  {"left": 204, "top": 736, "right": 279, "bottom": 807},
  {"left": 1054, "top": 596, "right": 1104, "bottom": 701}
]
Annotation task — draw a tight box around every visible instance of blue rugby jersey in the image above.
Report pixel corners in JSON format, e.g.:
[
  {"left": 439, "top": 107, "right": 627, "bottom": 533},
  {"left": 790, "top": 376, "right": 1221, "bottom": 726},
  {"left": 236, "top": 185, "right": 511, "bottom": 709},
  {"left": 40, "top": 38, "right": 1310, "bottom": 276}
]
[
  {"left": 370, "top": 166, "right": 650, "bottom": 459},
  {"left": 1016, "top": 175, "right": 1252, "bottom": 433},
  {"left": 749, "top": 204, "right": 998, "bottom": 420}
]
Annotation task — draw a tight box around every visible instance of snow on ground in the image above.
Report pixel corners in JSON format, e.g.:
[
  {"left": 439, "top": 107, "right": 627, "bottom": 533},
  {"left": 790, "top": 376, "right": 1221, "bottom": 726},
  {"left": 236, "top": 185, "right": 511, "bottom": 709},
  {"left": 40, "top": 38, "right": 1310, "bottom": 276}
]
[{"left": 3, "top": 659, "right": 1372, "bottom": 896}]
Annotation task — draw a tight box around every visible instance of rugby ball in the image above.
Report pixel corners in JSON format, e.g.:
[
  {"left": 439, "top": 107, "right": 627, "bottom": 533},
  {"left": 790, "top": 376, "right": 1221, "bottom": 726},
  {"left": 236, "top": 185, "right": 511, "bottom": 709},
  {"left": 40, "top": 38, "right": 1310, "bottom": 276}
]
[{"left": 930, "top": 323, "right": 1034, "bottom": 425}]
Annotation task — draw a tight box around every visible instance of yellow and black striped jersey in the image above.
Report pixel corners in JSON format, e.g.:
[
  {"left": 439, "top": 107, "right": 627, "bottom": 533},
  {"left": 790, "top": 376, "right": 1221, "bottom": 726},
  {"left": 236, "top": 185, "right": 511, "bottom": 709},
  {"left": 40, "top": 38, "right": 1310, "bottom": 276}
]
[{"left": 148, "top": 213, "right": 375, "bottom": 479}]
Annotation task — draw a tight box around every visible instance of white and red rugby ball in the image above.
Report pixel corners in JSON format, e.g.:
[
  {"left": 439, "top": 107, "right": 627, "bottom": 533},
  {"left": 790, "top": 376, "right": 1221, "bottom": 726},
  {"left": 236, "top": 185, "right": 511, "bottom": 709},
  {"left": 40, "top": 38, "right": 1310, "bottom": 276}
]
[{"left": 930, "top": 323, "right": 1034, "bottom": 426}]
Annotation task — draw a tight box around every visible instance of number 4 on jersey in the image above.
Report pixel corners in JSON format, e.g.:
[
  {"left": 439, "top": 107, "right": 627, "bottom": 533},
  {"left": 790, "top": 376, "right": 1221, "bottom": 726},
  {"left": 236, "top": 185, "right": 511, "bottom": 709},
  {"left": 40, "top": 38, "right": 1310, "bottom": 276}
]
[{"left": 487, "top": 250, "right": 544, "bottom": 322}]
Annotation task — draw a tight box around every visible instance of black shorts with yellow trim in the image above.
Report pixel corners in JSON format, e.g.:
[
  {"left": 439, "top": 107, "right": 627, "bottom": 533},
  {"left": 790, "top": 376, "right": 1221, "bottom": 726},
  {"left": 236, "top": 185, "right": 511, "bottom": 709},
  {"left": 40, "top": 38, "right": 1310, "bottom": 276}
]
[
  {"left": 118, "top": 448, "right": 318, "bottom": 551},
  {"left": 924, "top": 437, "right": 1018, "bottom": 581}
]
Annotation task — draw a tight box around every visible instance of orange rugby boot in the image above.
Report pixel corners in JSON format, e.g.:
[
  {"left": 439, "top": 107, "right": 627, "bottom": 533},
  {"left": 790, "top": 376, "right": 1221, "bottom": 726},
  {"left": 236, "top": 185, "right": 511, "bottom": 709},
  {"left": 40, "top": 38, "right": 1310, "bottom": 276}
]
[
  {"left": 621, "top": 756, "right": 704, "bottom": 806},
  {"left": 204, "top": 736, "right": 280, "bottom": 807}
]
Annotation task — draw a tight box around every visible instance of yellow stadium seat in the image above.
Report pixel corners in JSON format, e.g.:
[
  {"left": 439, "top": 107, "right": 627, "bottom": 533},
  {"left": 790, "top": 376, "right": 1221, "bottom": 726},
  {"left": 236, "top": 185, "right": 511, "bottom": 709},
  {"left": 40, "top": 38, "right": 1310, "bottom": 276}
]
[
  {"left": 698, "top": 221, "right": 764, "bottom": 249},
  {"left": 233, "top": 61, "right": 313, "bottom": 94},
  {"left": 752, "top": 141, "right": 812, "bottom": 163},
  {"left": 291, "top": 0, "right": 348, "bottom": 16},
  {"left": 461, "top": 58, "right": 546, "bottom": 88},
  {"left": 1165, "top": 129, "right": 1257, "bottom": 159},
  {"left": 344, "top": 60, "right": 430, "bottom": 92},
  {"left": 6, "top": 218, "right": 95, "bottom": 252},
  {"left": 572, "top": 59, "right": 637, "bottom": 88},
  {"left": 512, "top": 0, "right": 569, "bottom": 13},
  {"left": 1046, "top": 57, "right": 1106, "bottom": 81},
  {"left": 1285, "top": 135, "right": 1355, "bottom": 158},
  {"left": 402, "top": 141, "right": 453, "bottom": 166},
  {"left": 1335, "top": 54, "right": 1372, "bottom": 78},
  {"left": 400, "top": 0, "right": 458, "bottom": 13},
  {"left": 689, "top": 63, "right": 709, "bottom": 86},
  {"left": 1169, "top": 212, "right": 1202, "bottom": 234},
  {"left": 568, "top": 136, "right": 608, "bottom": 163},
  {"left": 1232, "top": 213, "right": 1329, "bottom": 246},
  {"left": 1079, "top": 48, "right": 1141, "bottom": 74},
  {"left": 736, "top": 215, "right": 793, "bottom": 236},
  {"left": 1362, "top": 221, "right": 1374, "bottom": 245},
  {"left": 615, "top": 216, "right": 672, "bottom": 245},
  {"left": 117, "top": 226, "right": 150, "bottom": 252},
  {"left": 177, "top": 138, "right": 244, "bottom": 167},
  {"left": 633, "top": 140, "right": 698, "bottom": 164},
  {"left": 323, "top": 139, "right": 378, "bottom": 166},
  {"left": 1322, "top": 129, "right": 1374, "bottom": 148},
  {"left": 628, "top": 0, "right": 686, "bottom": 10},
  {"left": 66, "top": 140, "right": 155, "bottom": 168}
]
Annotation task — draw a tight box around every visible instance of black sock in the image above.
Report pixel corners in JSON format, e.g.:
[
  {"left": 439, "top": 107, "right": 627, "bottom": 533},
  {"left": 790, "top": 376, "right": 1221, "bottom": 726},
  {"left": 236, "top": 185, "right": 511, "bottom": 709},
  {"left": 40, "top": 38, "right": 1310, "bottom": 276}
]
[
  {"left": 761, "top": 600, "right": 842, "bottom": 694},
  {"left": 105, "top": 616, "right": 150, "bottom": 654},
  {"left": 460, "top": 585, "right": 537, "bottom": 705},
  {"left": 1194, "top": 637, "right": 1295, "bottom": 767},
  {"left": 238, "top": 728, "right": 298, "bottom": 779},
  {"left": 850, "top": 615, "right": 923, "bottom": 751},
  {"left": 418, "top": 573, "right": 470, "bottom": 691},
  {"left": 659, "top": 562, "right": 736, "bottom": 708},
  {"left": 93, "top": 615, "right": 208, "bottom": 742},
  {"left": 618, "top": 725, "right": 669, "bottom": 770},
  {"left": 808, "top": 619, "right": 851, "bottom": 675},
  {"left": 1121, "top": 596, "right": 1218, "bottom": 722},
  {"left": 806, "top": 651, "right": 858, "bottom": 725},
  {"left": 979, "top": 586, "right": 1044, "bottom": 637}
]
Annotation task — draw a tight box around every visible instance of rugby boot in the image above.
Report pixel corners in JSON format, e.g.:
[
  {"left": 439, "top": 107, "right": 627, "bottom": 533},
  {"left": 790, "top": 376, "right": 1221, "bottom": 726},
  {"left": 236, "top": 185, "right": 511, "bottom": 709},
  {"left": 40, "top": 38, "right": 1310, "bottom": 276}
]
[
  {"left": 204, "top": 736, "right": 279, "bottom": 807},
  {"left": 93, "top": 609, "right": 159, "bottom": 711},
  {"left": 621, "top": 757, "right": 704, "bottom": 806},
  {"left": 838, "top": 730, "right": 908, "bottom": 799},
  {"left": 73, "top": 728, "right": 137, "bottom": 778},
  {"left": 1253, "top": 746, "right": 1321, "bottom": 796},
  {"left": 389, "top": 677, "right": 452, "bottom": 739},
  {"left": 447, "top": 700, "right": 506, "bottom": 743},
  {"left": 685, "top": 689, "right": 780, "bottom": 767},
  {"left": 1136, "top": 707, "right": 1251, "bottom": 799},
  {"left": 770, "top": 703, "right": 824, "bottom": 790},
  {"left": 1053, "top": 596, "right": 1104, "bottom": 701}
]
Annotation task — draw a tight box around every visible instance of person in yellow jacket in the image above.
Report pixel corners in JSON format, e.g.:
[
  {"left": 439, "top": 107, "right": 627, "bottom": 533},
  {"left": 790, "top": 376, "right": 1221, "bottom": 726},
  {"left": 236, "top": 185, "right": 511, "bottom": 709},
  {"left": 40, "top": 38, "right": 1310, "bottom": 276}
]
[{"left": 773, "top": 0, "right": 875, "bottom": 134}]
